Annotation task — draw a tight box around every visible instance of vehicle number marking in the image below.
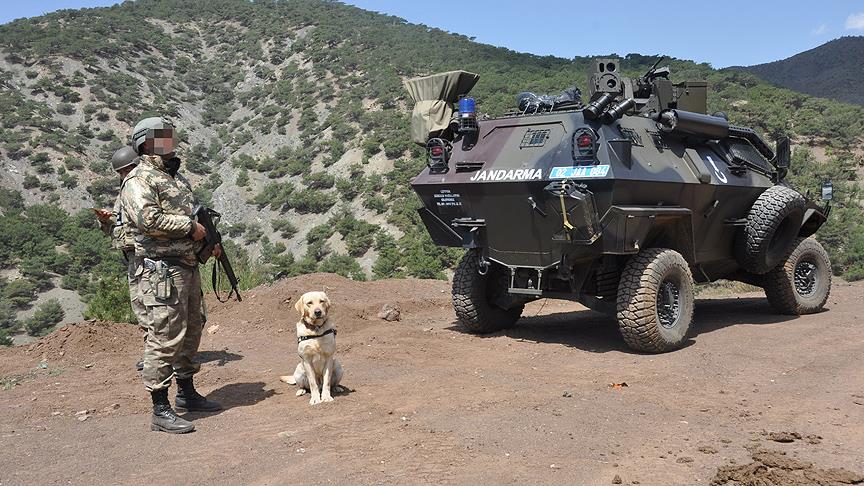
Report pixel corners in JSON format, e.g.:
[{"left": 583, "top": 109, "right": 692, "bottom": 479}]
[
  {"left": 705, "top": 155, "right": 728, "bottom": 184},
  {"left": 549, "top": 165, "right": 610, "bottom": 179}
]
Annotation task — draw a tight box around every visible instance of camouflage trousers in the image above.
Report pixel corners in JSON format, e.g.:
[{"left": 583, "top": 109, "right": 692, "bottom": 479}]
[
  {"left": 126, "top": 258, "right": 148, "bottom": 335},
  {"left": 138, "top": 262, "right": 204, "bottom": 392}
]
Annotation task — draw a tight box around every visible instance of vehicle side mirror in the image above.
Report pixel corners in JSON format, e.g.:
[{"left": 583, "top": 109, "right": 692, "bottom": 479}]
[{"left": 775, "top": 137, "right": 791, "bottom": 169}]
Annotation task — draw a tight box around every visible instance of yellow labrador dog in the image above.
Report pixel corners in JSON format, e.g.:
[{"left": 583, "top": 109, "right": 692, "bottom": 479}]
[{"left": 280, "top": 291, "right": 344, "bottom": 405}]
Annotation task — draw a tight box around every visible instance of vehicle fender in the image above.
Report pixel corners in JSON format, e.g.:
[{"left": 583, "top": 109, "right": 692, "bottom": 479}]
[{"left": 599, "top": 206, "right": 696, "bottom": 264}]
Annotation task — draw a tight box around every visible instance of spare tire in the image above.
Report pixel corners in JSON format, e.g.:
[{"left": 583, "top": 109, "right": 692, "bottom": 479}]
[{"left": 736, "top": 185, "right": 805, "bottom": 274}]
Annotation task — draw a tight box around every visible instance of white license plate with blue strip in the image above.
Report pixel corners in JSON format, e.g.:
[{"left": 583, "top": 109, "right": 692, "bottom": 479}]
[{"left": 549, "top": 165, "right": 610, "bottom": 179}]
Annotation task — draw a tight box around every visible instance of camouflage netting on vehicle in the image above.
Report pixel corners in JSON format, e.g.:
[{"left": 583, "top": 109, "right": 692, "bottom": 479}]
[{"left": 404, "top": 70, "right": 479, "bottom": 145}]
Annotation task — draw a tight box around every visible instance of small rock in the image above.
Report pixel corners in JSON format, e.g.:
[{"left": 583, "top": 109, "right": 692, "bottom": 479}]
[
  {"left": 805, "top": 434, "right": 822, "bottom": 444},
  {"left": 277, "top": 431, "right": 294, "bottom": 439},
  {"left": 75, "top": 410, "right": 90, "bottom": 416},
  {"left": 698, "top": 445, "right": 718, "bottom": 454},
  {"left": 612, "top": 474, "right": 622, "bottom": 484},
  {"left": 676, "top": 456, "right": 694, "bottom": 463},
  {"left": 767, "top": 431, "right": 801, "bottom": 443},
  {"left": 77, "top": 415, "right": 89, "bottom": 422},
  {"left": 550, "top": 464, "right": 559, "bottom": 469},
  {"left": 377, "top": 304, "right": 401, "bottom": 322},
  {"left": 562, "top": 391, "right": 572, "bottom": 398},
  {"left": 51, "top": 411, "right": 62, "bottom": 416},
  {"left": 207, "top": 325, "right": 220, "bottom": 335},
  {"left": 102, "top": 403, "right": 120, "bottom": 413},
  {"left": 83, "top": 363, "right": 94, "bottom": 369}
]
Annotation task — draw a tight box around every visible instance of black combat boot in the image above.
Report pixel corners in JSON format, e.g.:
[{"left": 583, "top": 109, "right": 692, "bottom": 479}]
[
  {"left": 150, "top": 388, "right": 195, "bottom": 434},
  {"left": 175, "top": 377, "right": 222, "bottom": 412}
]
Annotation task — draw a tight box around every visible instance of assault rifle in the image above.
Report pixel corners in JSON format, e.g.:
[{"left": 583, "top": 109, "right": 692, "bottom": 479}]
[{"left": 193, "top": 206, "right": 242, "bottom": 302}]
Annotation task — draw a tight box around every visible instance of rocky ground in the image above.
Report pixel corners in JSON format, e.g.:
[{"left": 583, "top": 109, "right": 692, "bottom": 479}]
[{"left": 1, "top": 274, "right": 862, "bottom": 485}]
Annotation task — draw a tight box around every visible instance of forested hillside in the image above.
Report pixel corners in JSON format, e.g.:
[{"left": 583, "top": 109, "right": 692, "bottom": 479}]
[
  {"left": 738, "top": 36, "right": 864, "bottom": 106},
  {"left": 1, "top": 0, "right": 862, "bottom": 342}
]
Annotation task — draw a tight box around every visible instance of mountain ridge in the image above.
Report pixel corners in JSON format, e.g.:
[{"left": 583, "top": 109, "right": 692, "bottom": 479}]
[{"left": 736, "top": 36, "right": 864, "bottom": 105}]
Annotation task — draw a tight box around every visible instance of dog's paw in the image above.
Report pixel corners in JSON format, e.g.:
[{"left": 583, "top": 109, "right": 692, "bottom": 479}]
[
  {"left": 296, "top": 389, "right": 307, "bottom": 397},
  {"left": 332, "top": 385, "right": 347, "bottom": 394},
  {"left": 309, "top": 395, "right": 322, "bottom": 405},
  {"left": 321, "top": 394, "right": 334, "bottom": 402},
  {"left": 279, "top": 375, "right": 296, "bottom": 385}
]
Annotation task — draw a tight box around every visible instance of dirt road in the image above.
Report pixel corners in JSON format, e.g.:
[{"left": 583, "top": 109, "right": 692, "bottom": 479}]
[{"left": 1, "top": 274, "right": 862, "bottom": 485}]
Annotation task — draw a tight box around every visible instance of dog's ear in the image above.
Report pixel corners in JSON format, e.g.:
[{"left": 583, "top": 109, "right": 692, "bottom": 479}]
[
  {"left": 322, "top": 293, "right": 331, "bottom": 310},
  {"left": 294, "top": 295, "right": 305, "bottom": 315}
]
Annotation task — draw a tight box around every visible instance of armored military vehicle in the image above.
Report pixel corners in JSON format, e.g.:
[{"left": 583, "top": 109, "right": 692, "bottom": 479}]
[{"left": 404, "top": 59, "right": 834, "bottom": 353}]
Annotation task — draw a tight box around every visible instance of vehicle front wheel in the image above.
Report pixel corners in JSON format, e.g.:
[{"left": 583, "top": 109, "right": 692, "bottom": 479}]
[
  {"left": 616, "top": 248, "right": 695, "bottom": 353},
  {"left": 452, "top": 250, "right": 523, "bottom": 333},
  {"left": 762, "top": 237, "right": 831, "bottom": 315}
]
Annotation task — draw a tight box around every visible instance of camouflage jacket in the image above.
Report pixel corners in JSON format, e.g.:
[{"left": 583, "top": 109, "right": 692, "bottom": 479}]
[
  {"left": 99, "top": 184, "right": 138, "bottom": 254},
  {"left": 120, "top": 155, "right": 201, "bottom": 267}
]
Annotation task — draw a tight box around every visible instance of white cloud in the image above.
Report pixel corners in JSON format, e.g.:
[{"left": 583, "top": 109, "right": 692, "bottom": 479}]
[
  {"left": 845, "top": 12, "right": 864, "bottom": 30},
  {"left": 811, "top": 23, "right": 828, "bottom": 35}
]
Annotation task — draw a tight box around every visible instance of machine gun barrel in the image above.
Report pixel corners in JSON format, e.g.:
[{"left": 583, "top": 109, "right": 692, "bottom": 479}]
[{"left": 192, "top": 206, "right": 242, "bottom": 302}]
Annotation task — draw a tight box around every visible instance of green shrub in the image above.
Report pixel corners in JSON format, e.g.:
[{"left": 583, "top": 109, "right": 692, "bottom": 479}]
[
  {"left": 84, "top": 275, "right": 135, "bottom": 324},
  {"left": 0, "top": 329, "right": 12, "bottom": 346},
  {"left": 319, "top": 253, "right": 366, "bottom": 281},
  {"left": 56, "top": 103, "right": 75, "bottom": 115},
  {"left": 64, "top": 156, "right": 84, "bottom": 170},
  {"left": 25, "top": 299, "right": 64, "bottom": 336},
  {"left": 236, "top": 168, "right": 249, "bottom": 187},
  {"left": 0, "top": 303, "right": 19, "bottom": 331},
  {"left": 23, "top": 174, "right": 39, "bottom": 189},
  {"left": 302, "top": 171, "right": 335, "bottom": 189},
  {"left": 2, "top": 279, "right": 37, "bottom": 309},
  {"left": 289, "top": 189, "right": 335, "bottom": 214},
  {"left": 271, "top": 218, "right": 297, "bottom": 239}
]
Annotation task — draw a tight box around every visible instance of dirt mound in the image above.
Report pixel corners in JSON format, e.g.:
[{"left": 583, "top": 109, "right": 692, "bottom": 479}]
[
  {"left": 206, "top": 272, "right": 450, "bottom": 332},
  {"left": 23, "top": 320, "right": 139, "bottom": 363},
  {"left": 712, "top": 449, "right": 864, "bottom": 485},
  {"left": 6, "top": 273, "right": 451, "bottom": 367}
]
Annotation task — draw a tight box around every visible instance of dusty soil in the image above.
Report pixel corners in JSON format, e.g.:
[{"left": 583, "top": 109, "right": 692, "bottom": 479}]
[{"left": 1, "top": 273, "right": 862, "bottom": 486}]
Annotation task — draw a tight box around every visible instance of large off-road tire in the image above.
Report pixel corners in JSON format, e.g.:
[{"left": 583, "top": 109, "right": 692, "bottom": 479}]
[
  {"left": 452, "top": 250, "right": 523, "bottom": 333},
  {"left": 763, "top": 237, "right": 832, "bottom": 315},
  {"left": 736, "top": 185, "right": 805, "bottom": 274},
  {"left": 616, "top": 248, "right": 695, "bottom": 353}
]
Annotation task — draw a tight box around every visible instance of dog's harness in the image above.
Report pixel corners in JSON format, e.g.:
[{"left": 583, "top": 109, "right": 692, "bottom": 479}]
[{"left": 297, "top": 328, "right": 337, "bottom": 343}]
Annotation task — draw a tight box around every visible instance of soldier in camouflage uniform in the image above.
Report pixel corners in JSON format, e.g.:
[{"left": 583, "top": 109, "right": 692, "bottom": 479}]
[
  {"left": 120, "top": 117, "right": 221, "bottom": 434},
  {"left": 95, "top": 146, "right": 148, "bottom": 371}
]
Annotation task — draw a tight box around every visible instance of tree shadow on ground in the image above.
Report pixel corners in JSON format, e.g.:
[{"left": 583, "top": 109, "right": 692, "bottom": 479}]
[
  {"left": 447, "top": 296, "right": 800, "bottom": 354},
  {"left": 196, "top": 350, "right": 243, "bottom": 367}
]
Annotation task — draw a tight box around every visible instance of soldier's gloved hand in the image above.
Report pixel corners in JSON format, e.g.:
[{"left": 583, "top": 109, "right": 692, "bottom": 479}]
[
  {"left": 212, "top": 243, "right": 222, "bottom": 259},
  {"left": 191, "top": 222, "right": 207, "bottom": 241}
]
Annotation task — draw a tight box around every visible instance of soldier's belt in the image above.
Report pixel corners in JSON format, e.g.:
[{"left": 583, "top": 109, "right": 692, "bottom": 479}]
[{"left": 136, "top": 256, "right": 196, "bottom": 269}]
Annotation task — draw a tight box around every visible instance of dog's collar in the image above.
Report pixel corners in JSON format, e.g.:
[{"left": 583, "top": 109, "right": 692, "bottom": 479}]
[{"left": 298, "top": 328, "right": 336, "bottom": 343}]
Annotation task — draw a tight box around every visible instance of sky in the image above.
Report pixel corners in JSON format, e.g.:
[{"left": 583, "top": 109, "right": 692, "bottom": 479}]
[{"left": 1, "top": 0, "right": 863, "bottom": 67}]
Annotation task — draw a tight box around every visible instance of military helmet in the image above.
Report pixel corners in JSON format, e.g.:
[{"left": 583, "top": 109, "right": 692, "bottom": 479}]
[
  {"left": 110, "top": 145, "right": 139, "bottom": 172},
  {"left": 131, "top": 116, "right": 175, "bottom": 154}
]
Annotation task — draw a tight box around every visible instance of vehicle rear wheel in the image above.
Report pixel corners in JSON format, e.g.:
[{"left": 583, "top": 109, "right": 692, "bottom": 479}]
[
  {"left": 736, "top": 185, "right": 805, "bottom": 274},
  {"left": 763, "top": 237, "right": 831, "bottom": 315},
  {"left": 452, "top": 250, "right": 524, "bottom": 333},
  {"left": 616, "top": 248, "right": 695, "bottom": 353}
]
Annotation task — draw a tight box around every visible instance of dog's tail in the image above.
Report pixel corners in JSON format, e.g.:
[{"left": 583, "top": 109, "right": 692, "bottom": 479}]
[{"left": 279, "top": 375, "right": 297, "bottom": 385}]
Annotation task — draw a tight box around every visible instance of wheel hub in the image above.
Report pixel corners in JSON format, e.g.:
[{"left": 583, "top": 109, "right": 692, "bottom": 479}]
[
  {"left": 794, "top": 259, "right": 818, "bottom": 297},
  {"left": 656, "top": 279, "right": 681, "bottom": 329}
]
